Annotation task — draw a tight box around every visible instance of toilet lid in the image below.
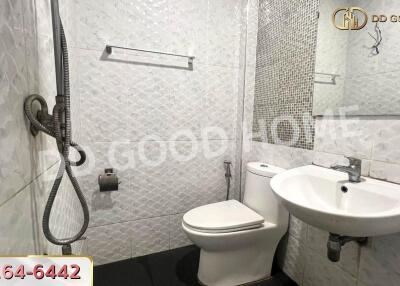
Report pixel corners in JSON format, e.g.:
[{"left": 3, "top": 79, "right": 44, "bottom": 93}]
[{"left": 183, "top": 200, "right": 264, "bottom": 232}]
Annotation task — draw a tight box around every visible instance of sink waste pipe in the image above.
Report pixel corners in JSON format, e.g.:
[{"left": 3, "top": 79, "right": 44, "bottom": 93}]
[
  {"left": 23, "top": 0, "right": 89, "bottom": 255},
  {"left": 327, "top": 233, "right": 367, "bottom": 262}
]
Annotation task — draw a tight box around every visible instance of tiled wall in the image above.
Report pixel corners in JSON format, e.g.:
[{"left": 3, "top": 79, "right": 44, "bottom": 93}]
[
  {"left": 251, "top": 0, "right": 318, "bottom": 150},
  {"left": 244, "top": 0, "right": 400, "bottom": 285},
  {"left": 312, "top": 0, "right": 349, "bottom": 115},
  {"left": 343, "top": 0, "right": 400, "bottom": 115},
  {"left": 314, "top": 0, "right": 400, "bottom": 116},
  {"left": 58, "top": 0, "right": 246, "bottom": 265},
  {"left": 0, "top": 0, "right": 84, "bottom": 255},
  {"left": 244, "top": 119, "right": 400, "bottom": 286}
]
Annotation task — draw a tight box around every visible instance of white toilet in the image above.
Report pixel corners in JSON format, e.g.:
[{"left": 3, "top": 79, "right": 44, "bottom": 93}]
[{"left": 182, "top": 162, "right": 289, "bottom": 286}]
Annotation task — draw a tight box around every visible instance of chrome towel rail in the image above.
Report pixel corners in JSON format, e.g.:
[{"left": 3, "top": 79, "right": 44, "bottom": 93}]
[
  {"left": 105, "top": 45, "right": 195, "bottom": 65},
  {"left": 314, "top": 72, "right": 340, "bottom": 85}
]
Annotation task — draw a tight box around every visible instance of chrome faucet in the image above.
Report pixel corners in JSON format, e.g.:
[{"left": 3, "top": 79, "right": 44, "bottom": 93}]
[{"left": 331, "top": 157, "right": 362, "bottom": 183}]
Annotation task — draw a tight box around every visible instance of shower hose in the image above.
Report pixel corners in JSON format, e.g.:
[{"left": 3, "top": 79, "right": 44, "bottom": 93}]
[{"left": 23, "top": 24, "right": 89, "bottom": 255}]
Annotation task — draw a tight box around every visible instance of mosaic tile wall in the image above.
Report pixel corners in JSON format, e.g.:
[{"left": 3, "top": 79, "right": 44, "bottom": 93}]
[{"left": 252, "top": 0, "right": 319, "bottom": 150}]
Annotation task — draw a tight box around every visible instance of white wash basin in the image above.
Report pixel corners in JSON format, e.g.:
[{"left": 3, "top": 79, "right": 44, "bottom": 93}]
[{"left": 271, "top": 165, "right": 400, "bottom": 237}]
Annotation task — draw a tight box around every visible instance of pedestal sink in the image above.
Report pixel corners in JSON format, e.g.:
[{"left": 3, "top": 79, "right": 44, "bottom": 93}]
[{"left": 270, "top": 165, "right": 400, "bottom": 237}]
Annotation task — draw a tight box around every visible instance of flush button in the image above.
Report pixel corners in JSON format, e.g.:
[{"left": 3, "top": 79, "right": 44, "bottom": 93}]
[{"left": 260, "top": 164, "right": 269, "bottom": 168}]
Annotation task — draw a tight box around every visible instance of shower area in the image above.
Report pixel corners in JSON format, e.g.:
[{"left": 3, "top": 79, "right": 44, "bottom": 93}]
[{"left": 1, "top": 0, "right": 260, "bottom": 266}]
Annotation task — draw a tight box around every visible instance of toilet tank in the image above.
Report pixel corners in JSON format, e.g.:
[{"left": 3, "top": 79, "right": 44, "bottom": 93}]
[{"left": 243, "top": 162, "right": 288, "bottom": 227}]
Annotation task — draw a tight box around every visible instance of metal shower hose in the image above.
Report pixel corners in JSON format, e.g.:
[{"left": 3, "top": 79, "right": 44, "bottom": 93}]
[{"left": 23, "top": 23, "right": 89, "bottom": 255}]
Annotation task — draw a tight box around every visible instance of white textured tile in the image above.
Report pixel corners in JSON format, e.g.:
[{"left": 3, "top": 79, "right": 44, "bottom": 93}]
[
  {"left": 131, "top": 137, "right": 235, "bottom": 218},
  {"left": 289, "top": 148, "right": 314, "bottom": 168},
  {"left": 131, "top": 216, "right": 170, "bottom": 257},
  {"left": 170, "top": 140, "right": 235, "bottom": 213},
  {"left": 303, "top": 250, "right": 357, "bottom": 286},
  {"left": 77, "top": 50, "right": 210, "bottom": 142},
  {"left": 246, "top": 142, "right": 294, "bottom": 169},
  {"left": 73, "top": 0, "right": 127, "bottom": 50},
  {"left": 314, "top": 118, "right": 374, "bottom": 159},
  {"left": 359, "top": 235, "right": 400, "bottom": 286},
  {"left": 76, "top": 50, "right": 131, "bottom": 142},
  {"left": 344, "top": 73, "right": 400, "bottom": 116},
  {"left": 169, "top": 213, "right": 192, "bottom": 249},
  {"left": 377, "top": 2, "right": 400, "bottom": 73},
  {"left": 0, "top": 24, "right": 33, "bottom": 204},
  {"left": 0, "top": 19, "right": 55, "bottom": 202},
  {"left": 278, "top": 235, "right": 306, "bottom": 285},
  {"left": 372, "top": 118, "right": 400, "bottom": 164},
  {"left": 131, "top": 141, "right": 177, "bottom": 218},
  {"left": 245, "top": 0, "right": 259, "bottom": 69},
  {"left": 127, "top": 65, "right": 205, "bottom": 141},
  {"left": 207, "top": 0, "right": 241, "bottom": 68},
  {"left": 85, "top": 222, "right": 132, "bottom": 265},
  {"left": 370, "top": 161, "right": 400, "bottom": 184},
  {"left": 35, "top": 0, "right": 52, "bottom": 37},
  {"left": 167, "top": 0, "right": 208, "bottom": 64},
  {"left": 21, "top": 0, "right": 36, "bottom": 36},
  {"left": 203, "top": 66, "right": 239, "bottom": 140},
  {"left": 24, "top": 34, "right": 39, "bottom": 93},
  {"left": 77, "top": 142, "right": 135, "bottom": 227},
  {"left": 313, "top": 151, "right": 347, "bottom": 167},
  {"left": 132, "top": 140, "right": 235, "bottom": 217},
  {"left": 288, "top": 216, "right": 307, "bottom": 242},
  {"left": 119, "top": 0, "right": 171, "bottom": 54},
  {"left": 313, "top": 78, "right": 345, "bottom": 115},
  {"left": 0, "top": 0, "right": 24, "bottom": 31},
  {"left": 0, "top": 183, "right": 38, "bottom": 255},
  {"left": 306, "top": 225, "right": 327, "bottom": 253},
  {"left": 28, "top": 33, "right": 60, "bottom": 181}
]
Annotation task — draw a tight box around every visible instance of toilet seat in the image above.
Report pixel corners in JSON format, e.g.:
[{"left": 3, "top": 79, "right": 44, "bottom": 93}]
[{"left": 183, "top": 200, "right": 264, "bottom": 233}]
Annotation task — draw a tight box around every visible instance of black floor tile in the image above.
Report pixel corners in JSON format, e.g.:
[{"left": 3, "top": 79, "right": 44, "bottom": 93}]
[
  {"left": 131, "top": 250, "right": 174, "bottom": 286},
  {"left": 253, "top": 273, "right": 298, "bottom": 286},
  {"left": 94, "top": 246, "right": 297, "bottom": 286},
  {"left": 94, "top": 258, "right": 134, "bottom": 286},
  {"left": 171, "top": 246, "right": 200, "bottom": 286}
]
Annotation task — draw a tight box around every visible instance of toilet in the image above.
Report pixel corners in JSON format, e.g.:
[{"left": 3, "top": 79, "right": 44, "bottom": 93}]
[{"left": 182, "top": 162, "right": 289, "bottom": 286}]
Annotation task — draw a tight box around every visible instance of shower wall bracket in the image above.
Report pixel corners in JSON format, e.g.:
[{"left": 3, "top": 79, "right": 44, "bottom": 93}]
[{"left": 30, "top": 110, "right": 54, "bottom": 137}]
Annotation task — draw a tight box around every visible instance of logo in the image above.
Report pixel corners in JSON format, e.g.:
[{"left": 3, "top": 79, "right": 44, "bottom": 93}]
[{"left": 332, "top": 7, "right": 368, "bottom": 30}]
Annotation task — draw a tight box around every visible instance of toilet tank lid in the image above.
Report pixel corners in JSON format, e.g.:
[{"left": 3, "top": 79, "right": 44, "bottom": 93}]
[{"left": 247, "top": 162, "right": 286, "bottom": 177}]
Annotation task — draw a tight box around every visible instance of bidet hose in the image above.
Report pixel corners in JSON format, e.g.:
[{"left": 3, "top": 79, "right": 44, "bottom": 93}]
[
  {"left": 23, "top": 23, "right": 89, "bottom": 250},
  {"left": 224, "top": 161, "right": 232, "bottom": 200}
]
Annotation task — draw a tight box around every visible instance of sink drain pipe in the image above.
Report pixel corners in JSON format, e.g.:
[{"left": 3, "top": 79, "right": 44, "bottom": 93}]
[{"left": 327, "top": 233, "right": 367, "bottom": 262}]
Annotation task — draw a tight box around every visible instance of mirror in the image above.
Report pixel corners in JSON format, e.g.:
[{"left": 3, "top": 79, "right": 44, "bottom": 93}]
[{"left": 313, "top": 1, "right": 400, "bottom": 116}]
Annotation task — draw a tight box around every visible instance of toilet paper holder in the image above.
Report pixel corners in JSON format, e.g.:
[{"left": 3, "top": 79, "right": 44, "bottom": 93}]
[{"left": 98, "top": 168, "right": 119, "bottom": 192}]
